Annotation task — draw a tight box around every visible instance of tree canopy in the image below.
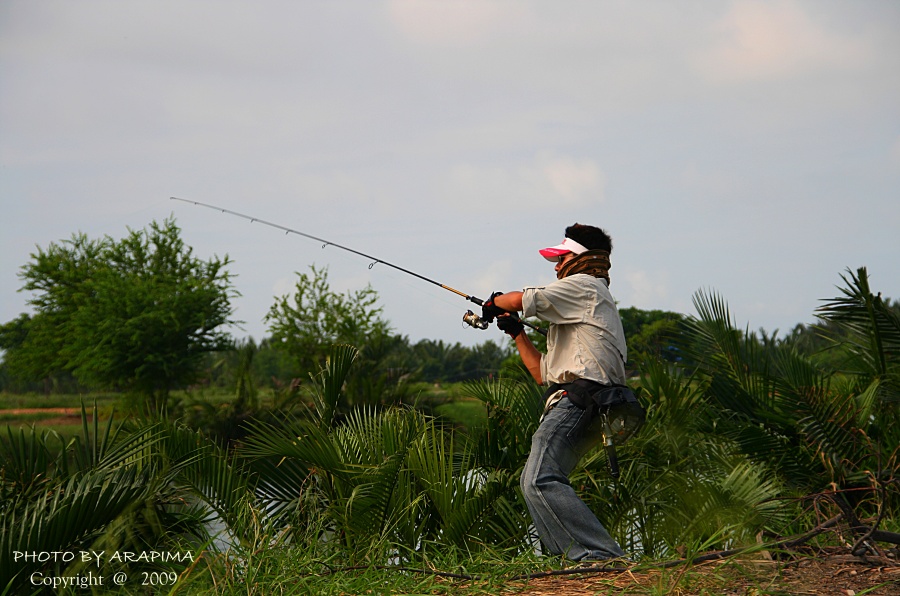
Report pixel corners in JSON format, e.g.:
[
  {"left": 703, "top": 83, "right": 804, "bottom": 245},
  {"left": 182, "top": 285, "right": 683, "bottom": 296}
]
[
  {"left": 0, "top": 218, "right": 236, "bottom": 407},
  {"left": 265, "top": 265, "right": 390, "bottom": 371}
]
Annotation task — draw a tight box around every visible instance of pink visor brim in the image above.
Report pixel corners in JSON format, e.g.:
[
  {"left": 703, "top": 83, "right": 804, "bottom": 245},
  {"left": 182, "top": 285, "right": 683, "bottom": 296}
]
[{"left": 539, "top": 246, "right": 571, "bottom": 261}]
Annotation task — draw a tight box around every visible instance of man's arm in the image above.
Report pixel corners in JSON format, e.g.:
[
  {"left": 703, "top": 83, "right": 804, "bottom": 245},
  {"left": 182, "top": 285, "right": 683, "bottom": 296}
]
[
  {"left": 489, "top": 291, "right": 542, "bottom": 383},
  {"left": 492, "top": 291, "right": 523, "bottom": 312},
  {"left": 513, "top": 328, "right": 543, "bottom": 385}
]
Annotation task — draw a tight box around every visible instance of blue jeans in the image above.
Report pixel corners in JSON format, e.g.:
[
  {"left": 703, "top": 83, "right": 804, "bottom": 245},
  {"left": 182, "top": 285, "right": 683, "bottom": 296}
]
[{"left": 520, "top": 396, "right": 625, "bottom": 561}]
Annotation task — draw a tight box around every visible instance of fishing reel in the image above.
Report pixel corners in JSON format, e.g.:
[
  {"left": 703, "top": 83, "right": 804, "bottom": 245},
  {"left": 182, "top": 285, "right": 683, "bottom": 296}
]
[
  {"left": 462, "top": 310, "right": 489, "bottom": 330},
  {"left": 463, "top": 308, "right": 548, "bottom": 336}
]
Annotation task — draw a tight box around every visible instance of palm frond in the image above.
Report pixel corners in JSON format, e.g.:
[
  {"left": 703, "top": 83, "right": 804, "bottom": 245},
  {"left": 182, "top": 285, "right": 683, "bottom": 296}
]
[
  {"left": 310, "top": 343, "right": 358, "bottom": 428},
  {"left": 816, "top": 267, "right": 900, "bottom": 378},
  {"left": 464, "top": 378, "right": 542, "bottom": 471},
  {"left": 407, "top": 423, "right": 527, "bottom": 548},
  {"left": 1, "top": 466, "right": 155, "bottom": 589},
  {"left": 329, "top": 407, "right": 425, "bottom": 543},
  {"left": 248, "top": 455, "right": 316, "bottom": 526},
  {"left": 0, "top": 425, "right": 65, "bottom": 498},
  {"left": 684, "top": 291, "right": 778, "bottom": 420},
  {"left": 158, "top": 423, "right": 256, "bottom": 542},
  {"left": 241, "top": 415, "right": 345, "bottom": 480}
]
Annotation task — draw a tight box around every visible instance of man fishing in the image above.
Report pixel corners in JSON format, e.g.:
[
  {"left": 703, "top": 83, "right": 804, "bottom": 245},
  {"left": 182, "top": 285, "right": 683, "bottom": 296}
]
[{"left": 481, "top": 223, "right": 629, "bottom": 562}]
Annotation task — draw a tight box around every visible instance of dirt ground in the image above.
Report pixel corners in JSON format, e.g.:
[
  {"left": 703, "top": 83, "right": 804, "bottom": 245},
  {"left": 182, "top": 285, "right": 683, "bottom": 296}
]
[
  {"left": 2, "top": 407, "right": 85, "bottom": 426},
  {"left": 497, "top": 555, "right": 900, "bottom": 595}
]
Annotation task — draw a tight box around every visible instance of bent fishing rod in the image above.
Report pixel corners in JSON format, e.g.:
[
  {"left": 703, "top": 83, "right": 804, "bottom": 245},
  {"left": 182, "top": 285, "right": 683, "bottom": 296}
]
[{"left": 170, "top": 197, "right": 547, "bottom": 336}]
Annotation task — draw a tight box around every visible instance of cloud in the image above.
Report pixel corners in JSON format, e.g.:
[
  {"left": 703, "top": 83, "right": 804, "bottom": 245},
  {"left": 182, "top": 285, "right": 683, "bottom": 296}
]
[
  {"left": 623, "top": 270, "right": 669, "bottom": 308},
  {"left": 466, "top": 259, "right": 516, "bottom": 298},
  {"left": 694, "top": 1, "right": 871, "bottom": 83},
  {"left": 442, "top": 152, "right": 605, "bottom": 209},
  {"left": 387, "top": 0, "right": 517, "bottom": 46}
]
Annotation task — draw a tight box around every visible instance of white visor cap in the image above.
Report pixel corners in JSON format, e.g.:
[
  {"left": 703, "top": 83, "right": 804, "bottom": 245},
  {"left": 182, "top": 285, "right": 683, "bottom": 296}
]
[{"left": 538, "top": 237, "right": 589, "bottom": 261}]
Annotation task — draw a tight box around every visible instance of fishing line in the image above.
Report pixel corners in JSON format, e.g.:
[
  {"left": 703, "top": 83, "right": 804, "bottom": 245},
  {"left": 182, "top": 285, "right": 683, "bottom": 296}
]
[{"left": 169, "top": 197, "right": 546, "bottom": 336}]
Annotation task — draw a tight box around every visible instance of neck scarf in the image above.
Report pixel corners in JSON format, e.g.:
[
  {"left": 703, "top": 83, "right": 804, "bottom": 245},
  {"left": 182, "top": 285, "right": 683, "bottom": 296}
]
[{"left": 558, "top": 249, "right": 611, "bottom": 285}]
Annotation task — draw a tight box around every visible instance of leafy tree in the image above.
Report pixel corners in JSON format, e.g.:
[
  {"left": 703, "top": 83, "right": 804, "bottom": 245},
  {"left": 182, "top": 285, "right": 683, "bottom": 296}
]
[
  {"left": 266, "top": 265, "right": 389, "bottom": 372},
  {"left": 0, "top": 218, "right": 236, "bottom": 408},
  {"left": 619, "top": 306, "right": 685, "bottom": 367},
  {"left": 265, "top": 265, "right": 403, "bottom": 407},
  {"left": 0, "top": 314, "right": 81, "bottom": 393}
]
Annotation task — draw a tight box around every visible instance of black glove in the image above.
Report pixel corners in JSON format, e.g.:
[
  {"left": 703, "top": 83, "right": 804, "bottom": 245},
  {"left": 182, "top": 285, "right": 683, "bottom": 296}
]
[
  {"left": 496, "top": 312, "right": 525, "bottom": 338},
  {"left": 481, "top": 291, "right": 506, "bottom": 323}
]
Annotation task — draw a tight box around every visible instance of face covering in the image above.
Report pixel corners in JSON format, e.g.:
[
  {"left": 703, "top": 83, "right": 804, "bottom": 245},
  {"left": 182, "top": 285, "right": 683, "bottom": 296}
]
[{"left": 557, "top": 249, "right": 611, "bottom": 285}]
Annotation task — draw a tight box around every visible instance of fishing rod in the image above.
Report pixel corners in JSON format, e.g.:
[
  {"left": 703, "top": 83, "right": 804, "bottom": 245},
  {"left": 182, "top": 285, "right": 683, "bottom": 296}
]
[{"left": 170, "top": 197, "right": 547, "bottom": 336}]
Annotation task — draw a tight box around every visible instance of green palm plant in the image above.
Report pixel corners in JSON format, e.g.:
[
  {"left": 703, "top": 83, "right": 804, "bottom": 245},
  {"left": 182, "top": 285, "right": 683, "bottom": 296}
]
[
  {"left": 681, "top": 290, "right": 834, "bottom": 489},
  {"left": 0, "top": 403, "right": 259, "bottom": 593},
  {"left": 241, "top": 345, "right": 426, "bottom": 554},
  {"left": 0, "top": 425, "right": 65, "bottom": 503},
  {"left": 660, "top": 271, "right": 899, "bottom": 545},
  {"left": 1, "top": 466, "right": 158, "bottom": 590},
  {"left": 572, "top": 356, "right": 790, "bottom": 558},
  {"left": 152, "top": 421, "right": 257, "bottom": 545},
  {"left": 464, "top": 377, "right": 543, "bottom": 472},
  {"left": 241, "top": 345, "right": 537, "bottom": 559},
  {"left": 0, "top": 405, "right": 165, "bottom": 591},
  {"left": 812, "top": 267, "right": 900, "bottom": 533},
  {"left": 456, "top": 377, "right": 546, "bottom": 550},
  {"left": 407, "top": 419, "right": 529, "bottom": 550},
  {"left": 815, "top": 267, "right": 900, "bottom": 437}
]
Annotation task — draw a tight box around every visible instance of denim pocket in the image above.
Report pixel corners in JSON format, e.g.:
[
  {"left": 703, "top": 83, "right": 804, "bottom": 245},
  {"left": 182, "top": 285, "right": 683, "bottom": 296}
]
[{"left": 562, "top": 400, "right": 599, "bottom": 454}]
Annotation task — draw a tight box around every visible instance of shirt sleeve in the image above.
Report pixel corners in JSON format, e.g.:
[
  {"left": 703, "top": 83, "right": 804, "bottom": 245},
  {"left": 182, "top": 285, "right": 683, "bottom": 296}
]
[{"left": 522, "top": 277, "right": 589, "bottom": 324}]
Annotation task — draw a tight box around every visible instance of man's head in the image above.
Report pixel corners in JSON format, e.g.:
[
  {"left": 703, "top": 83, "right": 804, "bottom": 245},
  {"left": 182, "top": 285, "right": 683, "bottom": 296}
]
[{"left": 539, "top": 223, "right": 612, "bottom": 262}]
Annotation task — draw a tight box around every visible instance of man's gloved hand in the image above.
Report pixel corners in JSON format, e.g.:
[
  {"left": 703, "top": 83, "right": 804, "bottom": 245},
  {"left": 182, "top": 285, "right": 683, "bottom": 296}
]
[
  {"left": 481, "top": 291, "right": 506, "bottom": 323},
  {"left": 496, "top": 312, "right": 524, "bottom": 338}
]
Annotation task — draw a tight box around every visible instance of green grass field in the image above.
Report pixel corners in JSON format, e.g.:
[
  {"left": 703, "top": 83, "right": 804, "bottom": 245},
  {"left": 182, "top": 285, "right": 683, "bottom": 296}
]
[
  {"left": 434, "top": 397, "right": 488, "bottom": 431},
  {"left": 0, "top": 385, "right": 487, "bottom": 440}
]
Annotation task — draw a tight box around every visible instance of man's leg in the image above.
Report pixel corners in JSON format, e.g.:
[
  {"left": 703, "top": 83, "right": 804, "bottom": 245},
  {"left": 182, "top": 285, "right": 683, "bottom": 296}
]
[{"left": 520, "top": 397, "right": 625, "bottom": 561}]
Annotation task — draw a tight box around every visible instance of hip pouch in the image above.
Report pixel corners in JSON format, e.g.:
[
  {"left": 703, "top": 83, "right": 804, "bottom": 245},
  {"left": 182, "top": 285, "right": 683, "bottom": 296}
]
[{"left": 550, "top": 379, "right": 646, "bottom": 446}]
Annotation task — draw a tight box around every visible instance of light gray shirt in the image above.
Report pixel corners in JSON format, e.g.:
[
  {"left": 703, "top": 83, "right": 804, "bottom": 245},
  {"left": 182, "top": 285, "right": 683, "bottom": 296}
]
[{"left": 521, "top": 274, "right": 627, "bottom": 386}]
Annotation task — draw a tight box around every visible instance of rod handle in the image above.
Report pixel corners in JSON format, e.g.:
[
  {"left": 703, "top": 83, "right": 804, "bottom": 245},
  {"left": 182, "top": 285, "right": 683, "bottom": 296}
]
[{"left": 605, "top": 437, "right": 620, "bottom": 479}]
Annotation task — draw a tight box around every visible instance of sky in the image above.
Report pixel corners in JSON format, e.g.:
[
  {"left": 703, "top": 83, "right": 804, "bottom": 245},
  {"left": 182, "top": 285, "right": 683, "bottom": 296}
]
[{"left": 1, "top": 0, "right": 898, "bottom": 348}]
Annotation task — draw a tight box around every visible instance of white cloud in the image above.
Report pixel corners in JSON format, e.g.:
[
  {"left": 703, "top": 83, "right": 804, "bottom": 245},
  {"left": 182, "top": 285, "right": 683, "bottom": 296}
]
[
  {"left": 694, "top": 1, "right": 871, "bottom": 83},
  {"left": 387, "top": 0, "right": 519, "bottom": 46},
  {"left": 442, "top": 152, "right": 605, "bottom": 209},
  {"left": 623, "top": 270, "right": 669, "bottom": 308},
  {"left": 469, "top": 259, "right": 515, "bottom": 298}
]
